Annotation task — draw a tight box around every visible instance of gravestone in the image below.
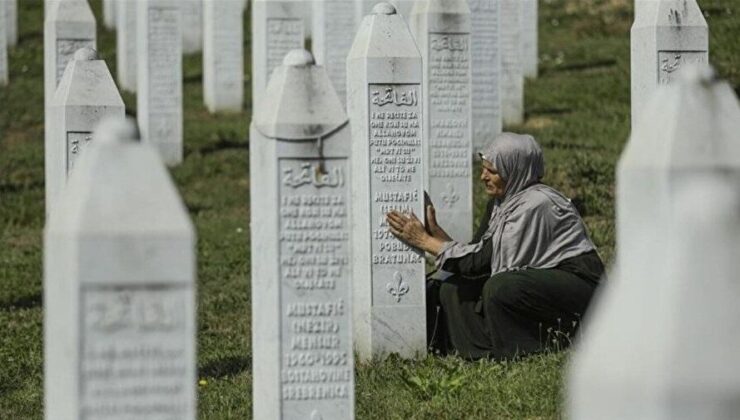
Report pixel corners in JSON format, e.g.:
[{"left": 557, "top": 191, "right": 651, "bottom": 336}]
[
  {"left": 6, "top": 0, "right": 17, "bottom": 47},
  {"left": 116, "top": 0, "right": 137, "bottom": 92},
  {"left": 0, "top": 3, "right": 6, "bottom": 86},
  {"left": 250, "top": 49, "right": 355, "bottom": 420},
  {"left": 630, "top": 0, "right": 707, "bottom": 128},
  {"left": 357, "top": 0, "right": 415, "bottom": 21},
  {"left": 103, "top": 0, "right": 116, "bottom": 30},
  {"left": 500, "top": 0, "right": 523, "bottom": 125},
  {"left": 137, "top": 0, "right": 183, "bottom": 166},
  {"left": 347, "top": 2, "right": 426, "bottom": 360},
  {"left": 203, "top": 0, "right": 244, "bottom": 113},
  {"left": 410, "top": 0, "right": 473, "bottom": 242},
  {"left": 522, "top": 0, "right": 537, "bottom": 78},
  {"left": 252, "top": 0, "right": 306, "bottom": 113},
  {"left": 469, "top": 0, "right": 502, "bottom": 151},
  {"left": 182, "top": 0, "right": 202, "bottom": 54},
  {"left": 45, "top": 47, "right": 125, "bottom": 217},
  {"left": 312, "top": 0, "right": 358, "bottom": 105},
  {"left": 44, "top": 117, "right": 197, "bottom": 420},
  {"left": 44, "top": 0, "right": 96, "bottom": 109},
  {"left": 568, "top": 67, "right": 740, "bottom": 419}
]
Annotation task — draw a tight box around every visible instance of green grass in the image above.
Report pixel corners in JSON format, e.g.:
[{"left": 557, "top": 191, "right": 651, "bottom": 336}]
[{"left": 1, "top": 0, "right": 738, "bottom": 418}]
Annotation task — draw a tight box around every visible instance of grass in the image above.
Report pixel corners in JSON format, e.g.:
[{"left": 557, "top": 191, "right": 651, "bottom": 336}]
[{"left": 1, "top": 0, "right": 738, "bottom": 418}]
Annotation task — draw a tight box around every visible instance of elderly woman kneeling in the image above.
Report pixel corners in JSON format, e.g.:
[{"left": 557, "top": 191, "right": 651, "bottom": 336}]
[{"left": 386, "top": 133, "right": 605, "bottom": 360}]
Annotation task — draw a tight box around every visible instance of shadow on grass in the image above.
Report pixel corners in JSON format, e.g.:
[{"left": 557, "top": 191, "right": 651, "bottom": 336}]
[
  {"left": 199, "top": 355, "right": 251, "bottom": 379},
  {"left": 542, "top": 59, "right": 617, "bottom": 76},
  {"left": 0, "top": 181, "right": 44, "bottom": 195},
  {"left": 0, "top": 293, "right": 41, "bottom": 311},
  {"left": 199, "top": 139, "right": 249, "bottom": 156}
]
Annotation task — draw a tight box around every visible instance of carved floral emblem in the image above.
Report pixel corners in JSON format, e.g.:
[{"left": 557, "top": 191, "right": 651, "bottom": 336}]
[{"left": 386, "top": 271, "right": 409, "bottom": 303}]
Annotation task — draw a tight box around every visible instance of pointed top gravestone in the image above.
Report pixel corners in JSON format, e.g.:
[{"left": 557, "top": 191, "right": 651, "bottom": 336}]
[
  {"left": 630, "top": 0, "right": 708, "bottom": 128},
  {"left": 469, "top": 0, "right": 502, "bottom": 150},
  {"left": 0, "top": 3, "right": 7, "bottom": 86},
  {"left": 568, "top": 66, "right": 740, "bottom": 420},
  {"left": 522, "top": 0, "right": 538, "bottom": 78},
  {"left": 182, "top": 0, "right": 203, "bottom": 54},
  {"left": 45, "top": 47, "right": 125, "bottom": 217},
  {"left": 44, "top": 117, "right": 197, "bottom": 420},
  {"left": 203, "top": 0, "right": 244, "bottom": 113},
  {"left": 411, "top": 0, "right": 473, "bottom": 242},
  {"left": 116, "top": 0, "right": 137, "bottom": 92},
  {"left": 500, "top": 0, "right": 524, "bottom": 125},
  {"left": 347, "top": 2, "right": 427, "bottom": 361},
  {"left": 312, "top": 0, "right": 358, "bottom": 106},
  {"left": 103, "top": 0, "right": 116, "bottom": 30},
  {"left": 250, "top": 49, "right": 355, "bottom": 420}
]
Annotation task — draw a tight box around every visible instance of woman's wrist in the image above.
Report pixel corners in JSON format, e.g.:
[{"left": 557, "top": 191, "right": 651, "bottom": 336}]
[{"left": 422, "top": 235, "right": 446, "bottom": 257}]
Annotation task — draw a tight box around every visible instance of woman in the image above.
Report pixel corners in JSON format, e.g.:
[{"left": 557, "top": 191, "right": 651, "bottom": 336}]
[{"left": 386, "top": 133, "right": 605, "bottom": 360}]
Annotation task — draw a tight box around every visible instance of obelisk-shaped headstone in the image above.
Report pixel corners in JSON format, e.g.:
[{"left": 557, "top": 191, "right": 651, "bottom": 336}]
[
  {"left": 181, "top": 0, "right": 203, "bottom": 54},
  {"left": 203, "top": 0, "right": 244, "bottom": 113},
  {"left": 0, "top": 3, "right": 7, "bottom": 86},
  {"left": 137, "top": 0, "right": 183, "bottom": 165},
  {"left": 116, "top": 0, "right": 137, "bottom": 92},
  {"left": 313, "top": 0, "right": 358, "bottom": 105},
  {"left": 357, "top": 0, "right": 415, "bottom": 22},
  {"left": 44, "top": 117, "right": 197, "bottom": 420},
  {"left": 411, "top": 0, "right": 473, "bottom": 242},
  {"left": 5, "top": 0, "right": 17, "bottom": 47},
  {"left": 522, "top": 0, "right": 538, "bottom": 78},
  {"left": 630, "top": 0, "right": 708, "bottom": 128},
  {"left": 44, "top": 0, "right": 96, "bottom": 109},
  {"left": 500, "top": 0, "right": 523, "bottom": 125},
  {"left": 103, "top": 0, "right": 116, "bottom": 30},
  {"left": 347, "top": 2, "right": 426, "bottom": 360},
  {"left": 569, "top": 67, "right": 740, "bottom": 419},
  {"left": 469, "top": 0, "right": 502, "bottom": 151},
  {"left": 250, "top": 49, "right": 355, "bottom": 420},
  {"left": 252, "top": 0, "right": 306, "bottom": 112},
  {"left": 45, "top": 48, "right": 125, "bottom": 217}
]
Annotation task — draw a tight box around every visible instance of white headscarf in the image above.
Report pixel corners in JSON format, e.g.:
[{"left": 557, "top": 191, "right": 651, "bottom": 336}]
[{"left": 437, "top": 133, "right": 596, "bottom": 275}]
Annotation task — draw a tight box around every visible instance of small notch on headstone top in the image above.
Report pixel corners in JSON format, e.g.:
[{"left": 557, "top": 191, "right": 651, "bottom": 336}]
[
  {"left": 283, "top": 49, "right": 316, "bottom": 67},
  {"left": 73, "top": 47, "right": 98, "bottom": 61},
  {"left": 93, "top": 117, "right": 140, "bottom": 144},
  {"left": 372, "top": 2, "right": 397, "bottom": 15}
]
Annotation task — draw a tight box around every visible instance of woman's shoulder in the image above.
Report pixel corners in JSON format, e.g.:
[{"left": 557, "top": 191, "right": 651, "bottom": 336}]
[{"left": 518, "top": 184, "right": 572, "bottom": 209}]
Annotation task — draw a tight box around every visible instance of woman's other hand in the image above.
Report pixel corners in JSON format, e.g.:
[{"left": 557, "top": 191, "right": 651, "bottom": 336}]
[{"left": 387, "top": 210, "right": 445, "bottom": 256}]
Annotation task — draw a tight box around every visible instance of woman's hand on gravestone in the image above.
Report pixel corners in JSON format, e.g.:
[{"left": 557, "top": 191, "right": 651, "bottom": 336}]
[
  {"left": 387, "top": 210, "right": 445, "bottom": 256},
  {"left": 424, "top": 191, "right": 453, "bottom": 241}
]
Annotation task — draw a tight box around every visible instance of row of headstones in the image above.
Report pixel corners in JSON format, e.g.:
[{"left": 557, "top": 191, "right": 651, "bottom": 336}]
[
  {"left": 570, "top": 1, "right": 740, "bottom": 419},
  {"left": 0, "top": 0, "right": 18, "bottom": 85}
]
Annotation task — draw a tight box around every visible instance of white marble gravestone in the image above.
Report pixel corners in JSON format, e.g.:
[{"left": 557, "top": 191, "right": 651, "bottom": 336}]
[
  {"left": 357, "top": 0, "right": 415, "bottom": 22},
  {"left": 103, "top": 0, "right": 116, "bottom": 30},
  {"left": 44, "top": 0, "right": 96, "bottom": 109},
  {"left": 410, "top": 0, "right": 473, "bottom": 242},
  {"left": 181, "top": 0, "right": 202, "bottom": 54},
  {"left": 203, "top": 0, "right": 244, "bottom": 113},
  {"left": 500, "top": 0, "right": 523, "bottom": 125},
  {"left": 469, "top": 0, "right": 502, "bottom": 151},
  {"left": 45, "top": 48, "right": 125, "bottom": 217},
  {"left": 0, "top": 3, "right": 7, "bottom": 86},
  {"left": 250, "top": 49, "right": 355, "bottom": 420},
  {"left": 630, "top": 0, "right": 708, "bottom": 129},
  {"left": 347, "top": 2, "right": 426, "bottom": 360},
  {"left": 5, "top": 0, "right": 17, "bottom": 47},
  {"left": 313, "top": 0, "right": 358, "bottom": 105},
  {"left": 116, "top": 0, "right": 137, "bottom": 92},
  {"left": 44, "top": 117, "right": 197, "bottom": 420},
  {"left": 568, "top": 67, "right": 740, "bottom": 419},
  {"left": 252, "top": 0, "right": 306, "bottom": 113},
  {"left": 522, "top": 0, "right": 538, "bottom": 78},
  {"left": 137, "top": 0, "right": 183, "bottom": 165}
]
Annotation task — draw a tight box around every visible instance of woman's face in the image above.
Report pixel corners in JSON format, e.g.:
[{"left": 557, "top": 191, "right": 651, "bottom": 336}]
[{"left": 480, "top": 160, "right": 506, "bottom": 198}]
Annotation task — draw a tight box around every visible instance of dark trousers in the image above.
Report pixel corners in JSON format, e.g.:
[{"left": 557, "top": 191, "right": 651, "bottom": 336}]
[{"left": 427, "top": 259, "right": 600, "bottom": 360}]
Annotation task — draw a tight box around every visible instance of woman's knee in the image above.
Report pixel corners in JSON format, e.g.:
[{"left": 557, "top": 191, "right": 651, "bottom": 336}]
[
  {"left": 438, "top": 281, "right": 459, "bottom": 307},
  {"left": 483, "top": 273, "right": 529, "bottom": 308}
]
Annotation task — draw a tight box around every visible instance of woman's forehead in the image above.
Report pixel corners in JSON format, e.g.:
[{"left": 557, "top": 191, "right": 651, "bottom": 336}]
[{"left": 482, "top": 159, "right": 496, "bottom": 171}]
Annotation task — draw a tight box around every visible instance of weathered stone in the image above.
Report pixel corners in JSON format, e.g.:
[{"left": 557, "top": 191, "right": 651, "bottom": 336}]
[
  {"left": 181, "top": 0, "right": 203, "bottom": 54},
  {"left": 630, "top": 0, "right": 708, "bottom": 129},
  {"left": 45, "top": 47, "right": 125, "bottom": 217},
  {"left": 411, "top": 0, "right": 473, "bottom": 242},
  {"left": 522, "top": 0, "right": 538, "bottom": 78},
  {"left": 251, "top": 0, "right": 306, "bottom": 113},
  {"left": 116, "top": 0, "right": 137, "bottom": 92},
  {"left": 203, "top": 0, "right": 244, "bottom": 113},
  {"left": 312, "top": 0, "right": 358, "bottom": 105},
  {"left": 500, "top": 0, "right": 523, "bottom": 125},
  {"left": 569, "top": 67, "right": 740, "bottom": 419},
  {"left": 0, "top": 2, "right": 7, "bottom": 86},
  {"left": 250, "top": 49, "right": 355, "bottom": 420},
  {"left": 357, "top": 0, "right": 415, "bottom": 21},
  {"left": 137, "top": 0, "right": 183, "bottom": 165},
  {"left": 44, "top": 117, "right": 197, "bottom": 420},
  {"left": 347, "top": 2, "right": 426, "bottom": 361},
  {"left": 103, "top": 0, "right": 116, "bottom": 30},
  {"left": 5, "top": 0, "right": 17, "bottom": 47},
  {"left": 469, "top": 0, "right": 502, "bottom": 151}
]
